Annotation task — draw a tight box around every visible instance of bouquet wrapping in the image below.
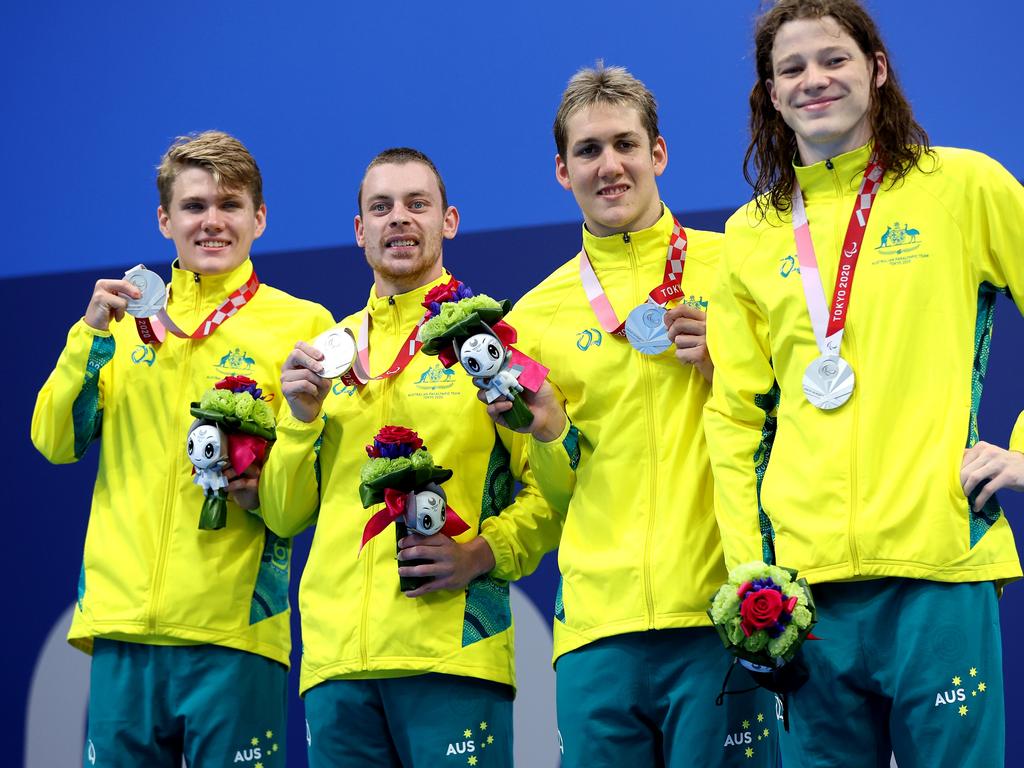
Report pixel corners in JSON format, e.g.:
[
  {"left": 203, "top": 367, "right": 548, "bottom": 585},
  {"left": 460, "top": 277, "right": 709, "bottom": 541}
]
[
  {"left": 708, "top": 562, "right": 817, "bottom": 695},
  {"left": 358, "top": 425, "right": 470, "bottom": 592}
]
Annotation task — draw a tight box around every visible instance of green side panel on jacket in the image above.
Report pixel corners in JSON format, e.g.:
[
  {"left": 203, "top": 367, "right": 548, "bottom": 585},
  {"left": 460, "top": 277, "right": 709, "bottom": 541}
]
[
  {"left": 463, "top": 437, "right": 513, "bottom": 647},
  {"left": 77, "top": 560, "right": 86, "bottom": 611},
  {"left": 563, "top": 423, "right": 581, "bottom": 470},
  {"left": 753, "top": 383, "right": 780, "bottom": 565},
  {"left": 554, "top": 577, "right": 565, "bottom": 623},
  {"left": 72, "top": 335, "right": 115, "bottom": 459},
  {"left": 967, "top": 283, "right": 1005, "bottom": 547},
  {"left": 249, "top": 529, "right": 291, "bottom": 624}
]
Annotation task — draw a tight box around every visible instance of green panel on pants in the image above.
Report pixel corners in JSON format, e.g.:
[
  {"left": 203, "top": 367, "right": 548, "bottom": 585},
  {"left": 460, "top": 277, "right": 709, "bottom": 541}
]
[
  {"left": 305, "top": 673, "right": 514, "bottom": 768},
  {"left": 85, "top": 639, "right": 287, "bottom": 768},
  {"left": 555, "top": 627, "right": 780, "bottom": 768},
  {"left": 780, "top": 578, "right": 1005, "bottom": 768}
]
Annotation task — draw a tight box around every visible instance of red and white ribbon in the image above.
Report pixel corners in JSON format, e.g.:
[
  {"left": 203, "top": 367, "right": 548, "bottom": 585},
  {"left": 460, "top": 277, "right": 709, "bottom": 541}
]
[
  {"left": 792, "top": 161, "right": 884, "bottom": 355},
  {"left": 135, "top": 271, "right": 260, "bottom": 345},
  {"left": 339, "top": 309, "right": 428, "bottom": 388},
  {"left": 578, "top": 216, "right": 688, "bottom": 336}
]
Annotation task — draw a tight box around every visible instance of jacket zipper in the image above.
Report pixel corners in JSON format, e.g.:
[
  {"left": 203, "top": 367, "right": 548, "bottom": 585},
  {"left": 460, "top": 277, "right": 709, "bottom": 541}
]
[
  {"left": 149, "top": 273, "right": 201, "bottom": 631},
  {"left": 625, "top": 233, "right": 658, "bottom": 627},
  {"left": 360, "top": 296, "right": 398, "bottom": 669},
  {"left": 829, "top": 161, "right": 861, "bottom": 574}
]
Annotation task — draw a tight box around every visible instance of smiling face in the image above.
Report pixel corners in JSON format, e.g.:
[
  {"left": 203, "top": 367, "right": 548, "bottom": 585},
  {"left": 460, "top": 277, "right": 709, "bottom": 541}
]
[
  {"left": 767, "top": 15, "right": 887, "bottom": 165},
  {"left": 555, "top": 102, "right": 667, "bottom": 237},
  {"left": 355, "top": 161, "right": 459, "bottom": 296},
  {"left": 157, "top": 167, "right": 266, "bottom": 276}
]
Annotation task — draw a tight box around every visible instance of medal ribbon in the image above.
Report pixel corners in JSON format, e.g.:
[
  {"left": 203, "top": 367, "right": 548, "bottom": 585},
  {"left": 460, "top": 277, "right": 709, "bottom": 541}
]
[
  {"left": 135, "top": 270, "right": 260, "bottom": 345},
  {"left": 792, "top": 161, "right": 884, "bottom": 355},
  {"left": 339, "top": 275, "right": 463, "bottom": 388},
  {"left": 578, "top": 217, "right": 687, "bottom": 336}
]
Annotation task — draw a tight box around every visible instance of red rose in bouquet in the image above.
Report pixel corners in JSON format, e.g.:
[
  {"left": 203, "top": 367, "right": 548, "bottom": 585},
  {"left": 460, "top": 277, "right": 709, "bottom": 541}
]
[
  {"left": 421, "top": 279, "right": 474, "bottom": 317},
  {"left": 215, "top": 375, "right": 262, "bottom": 398},
  {"left": 365, "top": 426, "right": 424, "bottom": 458},
  {"left": 739, "top": 582, "right": 784, "bottom": 635},
  {"left": 422, "top": 281, "right": 460, "bottom": 308}
]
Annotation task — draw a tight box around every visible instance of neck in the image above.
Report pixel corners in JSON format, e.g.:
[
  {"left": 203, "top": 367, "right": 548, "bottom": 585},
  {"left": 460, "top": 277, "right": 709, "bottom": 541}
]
[
  {"left": 373, "top": 262, "right": 444, "bottom": 298},
  {"left": 795, "top": 125, "right": 872, "bottom": 167}
]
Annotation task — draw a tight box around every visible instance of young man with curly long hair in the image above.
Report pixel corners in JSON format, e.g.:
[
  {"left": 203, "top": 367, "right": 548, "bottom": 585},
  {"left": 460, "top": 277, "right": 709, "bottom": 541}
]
[{"left": 705, "top": 2, "right": 1024, "bottom": 765}]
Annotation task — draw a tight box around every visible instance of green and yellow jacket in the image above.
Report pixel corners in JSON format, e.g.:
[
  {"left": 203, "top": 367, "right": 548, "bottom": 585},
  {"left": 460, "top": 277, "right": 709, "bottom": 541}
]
[
  {"left": 259, "top": 273, "right": 561, "bottom": 695},
  {"left": 508, "top": 207, "right": 726, "bottom": 663},
  {"left": 31, "top": 258, "right": 333, "bottom": 665},
  {"left": 705, "top": 144, "right": 1023, "bottom": 587}
]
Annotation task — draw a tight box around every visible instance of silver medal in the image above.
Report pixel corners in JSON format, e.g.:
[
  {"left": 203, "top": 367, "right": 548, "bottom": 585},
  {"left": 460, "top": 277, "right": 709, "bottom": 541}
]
[
  {"left": 311, "top": 328, "right": 357, "bottom": 378},
  {"left": 802, "top": 354, "right": 855, "bottom": 410},
  {"left": 624, "top": 304, "right": 671, "bottom": 355},
  {"left": 123, "top": 265, "right": 166, "bottom": 318}
]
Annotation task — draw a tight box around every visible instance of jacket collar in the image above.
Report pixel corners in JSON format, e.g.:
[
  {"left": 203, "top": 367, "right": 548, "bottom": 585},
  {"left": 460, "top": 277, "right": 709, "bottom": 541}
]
[
  {"left": 793, "top": 142, "right": 874, "bottom": 202},
  {"left": 168, "top": 258, "right": 255, "bottom": 315},
  {"left": 581, "top": 204, "right": 675, "bottom": 269},
  {"left": 365, "top": 271, "right": 453, "bottom": 326}
]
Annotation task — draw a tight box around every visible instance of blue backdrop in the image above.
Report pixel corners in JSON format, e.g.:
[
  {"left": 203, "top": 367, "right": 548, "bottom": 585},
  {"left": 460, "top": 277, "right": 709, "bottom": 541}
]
[{"left": 5, "top": 1, "right": 1024, "bottom": 765}]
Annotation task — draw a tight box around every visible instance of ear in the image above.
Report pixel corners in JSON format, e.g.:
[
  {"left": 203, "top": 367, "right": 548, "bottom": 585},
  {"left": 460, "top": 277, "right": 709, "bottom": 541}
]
[
  {"left": 652, "top": 136, "right": 668, "bottom": 177},
  {"left": 354, "top": 214, "right": 365, "bottom": 247},
  {"left": 157, "top": 205, "right": 172, "bottom": 239},
  {"left": 442, "top": 205, "right": 460, "bottom": 240},
  {"left": 252, "top": 203, "right": 267, "bottom": 241},
  {"left": 873, "top": 51, "right": 888, "bottom": 88},
  {"left": 766, "top": 79, "right": 782, "bottom": 111},
  {"left": 555, "top": 153, "right": 572, "bottom": 191}
]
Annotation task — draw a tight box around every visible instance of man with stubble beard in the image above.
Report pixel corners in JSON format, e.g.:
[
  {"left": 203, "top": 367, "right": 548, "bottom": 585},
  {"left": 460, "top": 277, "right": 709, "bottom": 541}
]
[{"left": 259, "top": 148, "right": 560, "bottom": 767}]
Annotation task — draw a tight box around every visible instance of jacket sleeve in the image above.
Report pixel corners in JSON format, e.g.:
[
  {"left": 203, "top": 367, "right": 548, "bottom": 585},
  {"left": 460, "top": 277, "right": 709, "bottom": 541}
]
[
  {"left": 479, "top": 425, "right": 566, "bottom": 583},
  {"left": 31, "top": 320, "right": 116, "bottom": 464},
  {"left": 523, "top": 408, "right": 580, "bottom": 517},
  {"left": 1011, "top": 413, "right": 1024, "bottom": 454},
  {"left": 703, "top": 220, "right": 780, "bottom": 570},
  {"left": 960, "top": 153, "right": 1024, "bottom": 450},
  {"left": 964, "top": 152, "right": 1024, "bottom": 310},
  {"left": 260, "top": 408, "right": 325, "bottom": 537}
]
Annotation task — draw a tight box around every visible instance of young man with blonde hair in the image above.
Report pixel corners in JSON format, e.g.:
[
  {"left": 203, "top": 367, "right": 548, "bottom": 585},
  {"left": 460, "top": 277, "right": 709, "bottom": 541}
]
[
  {"left": 485, "top": 66, "right": 777, "bottom": 767},
  {"left": 260, "top": 147, "right": 560, "bottom": 768},
  {"left": 32, "top": 130, "right": 333, "bottom": 767},
  {"left": 705, "top": 1, "right": 1024, "bottom": 765}
]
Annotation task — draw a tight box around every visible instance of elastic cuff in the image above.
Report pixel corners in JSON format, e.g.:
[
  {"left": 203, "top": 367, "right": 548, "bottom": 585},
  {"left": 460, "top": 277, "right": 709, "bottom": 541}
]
[
  {"left": 529, "top": 417, "right": 580, "bottom": 471},
  {"left": 529, "top": 414, "right": 571, "bottom": 449},
  {"left": 276, "top": 408, "right": 326, "bottom": 439},
  {"left": 478, "top": 523, "right": 514, "bottom": 581},
  {"left": 72, "top": 318, "right": 113, "bottom": 339}
]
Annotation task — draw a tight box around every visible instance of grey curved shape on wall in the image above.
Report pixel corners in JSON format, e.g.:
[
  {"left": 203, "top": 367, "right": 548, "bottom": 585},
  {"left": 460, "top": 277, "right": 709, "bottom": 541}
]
[{"left": 24, "top": 603, "right": 88, "bottom": 768}]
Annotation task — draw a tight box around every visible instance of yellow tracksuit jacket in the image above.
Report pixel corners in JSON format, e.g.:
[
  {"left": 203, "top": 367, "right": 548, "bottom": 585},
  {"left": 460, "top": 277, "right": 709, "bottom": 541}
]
[
  {"left": 259, "top": 273, "right": 561, "bottom": 695},
  {"left": 705, "top": 144, "right": 1023, "bottom": 586},
  {"left": 508, "top": 207, "right": 726, "bottom": 663},
  {"left": 31, "top": 258, "right": 334, "bottom": 664}
]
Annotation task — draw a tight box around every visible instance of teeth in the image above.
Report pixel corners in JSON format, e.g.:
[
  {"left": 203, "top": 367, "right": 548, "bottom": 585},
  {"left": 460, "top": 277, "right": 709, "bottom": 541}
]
[
  {"left": 389, "top": 240, "right": 416, "bottom": 247},
  {"left": 600, "top": 186, "right": 628, "bottom": 196},
  {"left": 199, "top": 240, "right": 229, "bottom": 247}
]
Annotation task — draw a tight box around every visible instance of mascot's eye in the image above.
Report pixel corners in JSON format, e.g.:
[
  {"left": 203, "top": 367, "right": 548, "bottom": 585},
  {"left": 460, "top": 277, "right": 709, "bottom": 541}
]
[
  {"left": 204, "top": 443, "right": 215, "bottom": 459},
  {"left": 466, "top": 358, "right": 480, "bottom": 373},
  {"left": 487, "top": 343, "right": 501, "bottom": 360},
  {"left": 421, "top": 514, "right": 433, "bottom": 530},
  {"left": 187, "top": 438, "right": 194, "bottom": 456}
]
